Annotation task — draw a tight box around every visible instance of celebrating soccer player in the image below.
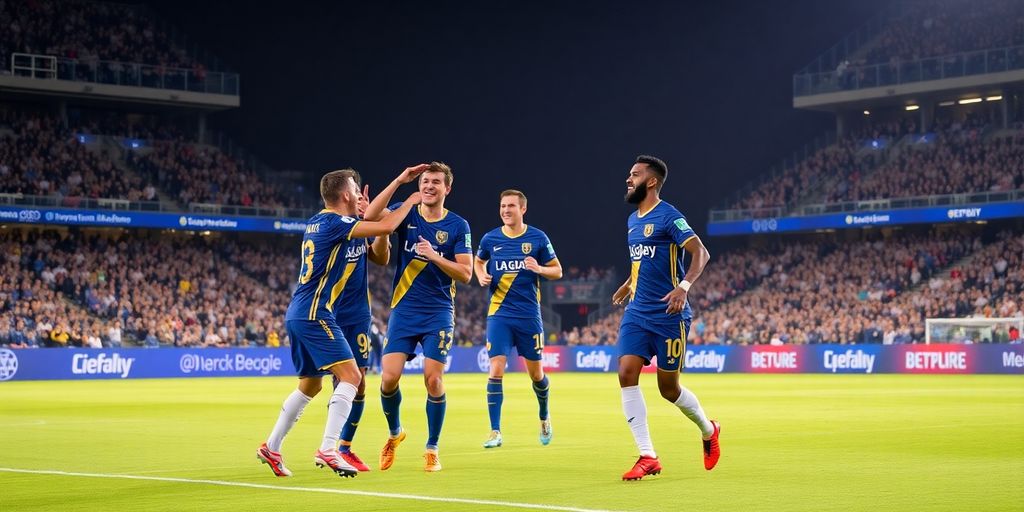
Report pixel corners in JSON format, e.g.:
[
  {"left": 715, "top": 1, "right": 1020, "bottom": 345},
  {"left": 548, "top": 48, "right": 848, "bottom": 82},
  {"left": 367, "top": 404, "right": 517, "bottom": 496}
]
[
  {"left": 362, "top": 161, "right": 473, "bottom": 472},
  {"left": 474, "top": 190, "right": 562, "bottom": 449},
  {"left": 329, "top": 165, "right": 430, "bottom": 472},
  {"left": 256, "top": 169, "right": 420, "bottom": 478},
  {"left": 613, "top": 155, "right": 721, "bottom": 481}
]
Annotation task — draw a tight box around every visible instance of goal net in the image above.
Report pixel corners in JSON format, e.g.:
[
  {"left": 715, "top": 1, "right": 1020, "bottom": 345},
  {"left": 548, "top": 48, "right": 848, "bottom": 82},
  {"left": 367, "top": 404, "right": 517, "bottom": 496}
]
[{"left": 925, "top": 317, "right": 1024, "bottom": 344}]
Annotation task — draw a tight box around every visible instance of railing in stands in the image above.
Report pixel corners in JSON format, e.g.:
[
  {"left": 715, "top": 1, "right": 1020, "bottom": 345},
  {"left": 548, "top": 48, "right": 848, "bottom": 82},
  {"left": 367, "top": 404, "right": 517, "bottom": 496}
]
[
  {"left": 0, "top": 193, "right": 316, "bottom": 219},
  {"left": 794, "top": 45, "right": 1024, "bottom": 97},
  {"left": 9, "top": 53, "right": 240, "bottom": 96},
  {"left": 710, "top": 190, "right": 1024, "bottom": 222}
]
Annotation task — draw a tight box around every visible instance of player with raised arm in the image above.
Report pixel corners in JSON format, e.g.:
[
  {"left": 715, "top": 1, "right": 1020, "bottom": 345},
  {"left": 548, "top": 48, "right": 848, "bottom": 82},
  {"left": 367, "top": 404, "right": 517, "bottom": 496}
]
[
  {"left": 474, "top": 190, "right": 562, "bottom": 448},
  {"left": 613, "top": 155, "right": 720, "bottom": 481},
  {"left": 256, "top": 169, "right": 420, "bottom": 478},
  {"left": 362, "top": 161, "right": 473, "bottom": 472},
  {"left": 328, "top": 165, "right": 429, "bottom": 472}
]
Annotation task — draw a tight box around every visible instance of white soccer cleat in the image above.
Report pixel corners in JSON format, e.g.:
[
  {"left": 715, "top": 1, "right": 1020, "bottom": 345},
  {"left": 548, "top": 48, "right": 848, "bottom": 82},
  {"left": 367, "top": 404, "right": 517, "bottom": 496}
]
[
  {"left": 483, "top": 430, "right": 503, "bottom": 449},
  {"left": 539, "top": 419, "right": 552, "bottom": 445}
]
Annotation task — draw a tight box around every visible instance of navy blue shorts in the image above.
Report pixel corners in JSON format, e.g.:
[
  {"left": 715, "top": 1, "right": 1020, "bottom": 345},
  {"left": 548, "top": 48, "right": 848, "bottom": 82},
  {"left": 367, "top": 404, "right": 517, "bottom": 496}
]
[
  {"left": 617, "top": 310, "right": 690, "bottom": 372},
  {"left": 384, "top": 310, "right": 454, "bottom": 363},
  {"left": 486, "top": 316, "right": 544, "bottom": 361},
  {"left": 286, "top": 318, "right": 354, "bottom": 377},
  {"left": 340, "top": 320, "right": 371, "bottom": 369}
]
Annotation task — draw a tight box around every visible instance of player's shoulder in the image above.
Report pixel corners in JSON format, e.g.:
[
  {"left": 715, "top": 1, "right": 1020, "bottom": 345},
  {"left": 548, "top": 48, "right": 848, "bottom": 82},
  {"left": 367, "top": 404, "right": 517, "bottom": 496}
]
[
  {"left": 483, "top": 226, "right": 505, "bottom": 239},
  {"left": 657, "top": 200, "right": 684, "bottom": 217},
  {"left": 443, "top": 209, "right": 471, "bottom": 229},
  {"left": 526, "top": 225, "right": 550, "bottom": 240}
]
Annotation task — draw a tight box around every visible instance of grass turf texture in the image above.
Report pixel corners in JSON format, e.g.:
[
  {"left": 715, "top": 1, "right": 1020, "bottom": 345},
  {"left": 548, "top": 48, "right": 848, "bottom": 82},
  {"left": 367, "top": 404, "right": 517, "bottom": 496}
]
[{"left": 0, "top": 374, "right": 1021, "bottom": 511}]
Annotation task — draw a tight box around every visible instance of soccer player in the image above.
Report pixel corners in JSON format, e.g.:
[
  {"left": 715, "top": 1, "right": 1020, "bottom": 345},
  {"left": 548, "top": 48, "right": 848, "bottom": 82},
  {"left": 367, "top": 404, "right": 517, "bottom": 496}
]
[
  {"left": 256, "top": 169, "right": 421, "bottom": 478},
  {"left": 362, "top": 161, "right": 473, "bottom": 472},
  {"left": 613, "top": 155, "right": 720, "bottom": 481},
  {"left": 474, "top": 190, "right": 562, "bottom": 448},
  {"left": 330, "top": 165, "right": 430, "bottom": 472}
]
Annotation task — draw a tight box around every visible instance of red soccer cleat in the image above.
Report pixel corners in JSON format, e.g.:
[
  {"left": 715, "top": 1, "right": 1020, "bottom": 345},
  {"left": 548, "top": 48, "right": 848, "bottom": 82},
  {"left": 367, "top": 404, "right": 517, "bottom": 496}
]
[
  {"left": 314, "top": 449, "right": 358, "bottom": 478},
  {"left": 256, "top": 442, "right": 292, "bottom": 477},
  {"left": 622, "top": 455, "right": 662, "bottom": 481},
  {"left": 703, "top": 420, "right": 721, "bottom": 471},
  {"left": 340, "top": 450, "right": 371, "bottom": 472}
]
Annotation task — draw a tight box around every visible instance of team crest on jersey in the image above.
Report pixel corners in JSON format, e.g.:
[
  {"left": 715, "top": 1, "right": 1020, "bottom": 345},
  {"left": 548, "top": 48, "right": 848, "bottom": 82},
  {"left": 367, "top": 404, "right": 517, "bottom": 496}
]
[
  {"left": 435, "top": 230, "right": 449, "bottom": 244},
  {"left": 643, "top": 223, "right": 654, "bottom": 237},
  {"left": 521, "top": 242, "right": 532, "bottom": 254}
]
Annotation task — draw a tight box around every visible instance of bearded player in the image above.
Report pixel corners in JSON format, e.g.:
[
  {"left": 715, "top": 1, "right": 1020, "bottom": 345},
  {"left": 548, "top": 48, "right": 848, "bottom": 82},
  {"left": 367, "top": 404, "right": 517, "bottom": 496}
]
[{"left": 613, "top": 155, "right": 720, "bottom": 481}]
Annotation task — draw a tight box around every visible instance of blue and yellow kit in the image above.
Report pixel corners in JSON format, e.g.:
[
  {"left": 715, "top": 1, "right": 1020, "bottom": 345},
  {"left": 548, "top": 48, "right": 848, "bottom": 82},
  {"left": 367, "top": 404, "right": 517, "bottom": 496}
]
[
  {"left": 329, "top": 236, "right": 373, "bottom": 368},
  {"left": 618, "top": 200, "right": 697, "bottom": 371},
  {"left": 384, "top": 204, "right": 472, "bottom": 363},
  {"left": 285, "top": 210, "right": 361, "bottom": 376},
  {"left": 476, "top": 225, "right": 556, "bottom": 361}
]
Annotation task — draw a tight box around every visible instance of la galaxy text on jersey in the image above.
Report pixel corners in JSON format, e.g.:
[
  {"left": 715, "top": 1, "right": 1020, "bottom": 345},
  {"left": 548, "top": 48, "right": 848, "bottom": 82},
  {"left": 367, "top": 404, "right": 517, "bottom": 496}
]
[
  {"left": 286, "top": 210, "right": 361, "bottom": 322},
  {"left": 625, "top": 200, "right": 697, "bottom": 321},
  {"left": 388, "top": 204, "right": 472, "bottom": 313},
  {"left": 477, "top": 225, "right": 556, "bottom": 319}
]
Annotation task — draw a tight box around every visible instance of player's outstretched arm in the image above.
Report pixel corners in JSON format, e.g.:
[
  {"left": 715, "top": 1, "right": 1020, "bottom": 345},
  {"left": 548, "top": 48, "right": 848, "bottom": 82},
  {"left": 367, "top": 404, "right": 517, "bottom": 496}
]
[
  {"left": 368, "top": 235, "right": 390, "bottom": 266},
  {"left": 415, "top": 237, "right": 474, "bottom": 284},
  {"left": 474, "top": 258, "right": 491, "bottom": 286},
  {"left": 351, "top": 192, "right": 421, "bottom": 239},
  {"left": 524, "top": 257, "right": 562, "bottom": 280},
  {"left": 362, "top": 164, "right": 430, "bottom": 221},
  {"left": 661, "top": 235, "right": 710, "bottom": 314}
]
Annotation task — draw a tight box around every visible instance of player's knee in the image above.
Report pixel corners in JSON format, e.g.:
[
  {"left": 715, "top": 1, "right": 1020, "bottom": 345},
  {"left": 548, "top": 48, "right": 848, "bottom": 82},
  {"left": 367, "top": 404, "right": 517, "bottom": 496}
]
[
  {"left": 618, "top": 370, "right": 639, "bottom": 387},
  {"left": 356, "top": 376, "right": 367, "bottom": 395},
  {"left": 658, "top": 382, "right": 681, "bottom": 402},
  {"left": 380, "top": 370, "right": 401, "bottom": 392},
  {"left": 299, "top": 379, "right": 322, "bottom": 396},
  {"left": 423, "top": 373, "right": 444, "bottom": 395},
  {"left": 527, "top": 366, "right": 544, "bottom": 382}
]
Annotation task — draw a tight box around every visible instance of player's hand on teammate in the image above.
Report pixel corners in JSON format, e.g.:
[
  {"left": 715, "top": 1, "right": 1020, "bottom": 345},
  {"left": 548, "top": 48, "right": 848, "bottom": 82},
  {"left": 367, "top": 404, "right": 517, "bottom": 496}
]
[
  {"left": 398, "top": 164, "right": 430, "bottom": 184},
  {"left": 478, "top": 269, "right": 492, "bottom": 287},
  {"left": 612, "top": 282, "right": 631, "bottom": 305},
  {"left": 661, "top": 287, "right": 687, "bottom": 314},
  {"left": 523, "top": 256, "right": 542, "bottom": 273},
  {"left": 415, "top": 235, "right": 439, "bottom": 261},
  {"left": 357, "top": 184, "right": 370, "bottom": 217}
]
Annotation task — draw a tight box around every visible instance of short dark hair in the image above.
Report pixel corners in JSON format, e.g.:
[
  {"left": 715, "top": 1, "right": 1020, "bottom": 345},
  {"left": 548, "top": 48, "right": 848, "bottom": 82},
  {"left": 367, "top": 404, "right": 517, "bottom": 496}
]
[
  {"left": 423, "top": 161, "right": 454, "bottom": 187},
  {"left": 636, "top": 155, "right": 668, "bottom": 191},
  {"left": 320, "top": 168, "right": 361, "bottom": 205},
  {"left": 500, "top": 189, "right": 527, "bottom": 207}
]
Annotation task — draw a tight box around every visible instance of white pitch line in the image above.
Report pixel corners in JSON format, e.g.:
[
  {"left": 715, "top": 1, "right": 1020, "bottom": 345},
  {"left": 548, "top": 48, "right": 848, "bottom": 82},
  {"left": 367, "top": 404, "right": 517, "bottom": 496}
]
[{"left": 0, "top": 467, "right": 625, "bottom": 512}]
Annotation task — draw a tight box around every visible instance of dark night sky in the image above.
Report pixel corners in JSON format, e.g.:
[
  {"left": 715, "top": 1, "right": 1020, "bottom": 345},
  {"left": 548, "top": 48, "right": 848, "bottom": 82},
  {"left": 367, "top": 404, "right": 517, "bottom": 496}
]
[{"left": 151, "top": 0, "right": 890, "bottom": 266}]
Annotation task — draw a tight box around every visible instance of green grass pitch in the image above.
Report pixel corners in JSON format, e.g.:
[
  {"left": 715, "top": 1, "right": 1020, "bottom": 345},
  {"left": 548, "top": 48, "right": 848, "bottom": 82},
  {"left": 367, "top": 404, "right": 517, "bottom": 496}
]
[{"left": 1, "top": 374, "right": 1021, "bottom": 511}]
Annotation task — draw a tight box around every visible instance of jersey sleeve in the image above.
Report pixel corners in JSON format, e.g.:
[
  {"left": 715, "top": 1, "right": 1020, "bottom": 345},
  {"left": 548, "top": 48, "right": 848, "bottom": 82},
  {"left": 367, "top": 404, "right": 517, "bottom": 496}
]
[
  {"left": 454, "top": 219, "right": 473, "bottom": 256},
  {"left": 666, "top": 213, "right": 697, "bottom": 246},
  {"left": 476, "top": 232, "right": 491, "bottom": 260},
  {"left": 538, "top": 232, "right": 557, "bottom": 264},
  {"left": 325, "top": 214, "right": 359, "bottom": 243}
]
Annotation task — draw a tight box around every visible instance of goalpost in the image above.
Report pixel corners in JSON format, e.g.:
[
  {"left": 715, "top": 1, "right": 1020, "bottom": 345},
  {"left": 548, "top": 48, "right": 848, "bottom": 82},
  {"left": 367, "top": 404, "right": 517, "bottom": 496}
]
[{"left": 925, "top": 317, "right": 1024, "bottom": 344}]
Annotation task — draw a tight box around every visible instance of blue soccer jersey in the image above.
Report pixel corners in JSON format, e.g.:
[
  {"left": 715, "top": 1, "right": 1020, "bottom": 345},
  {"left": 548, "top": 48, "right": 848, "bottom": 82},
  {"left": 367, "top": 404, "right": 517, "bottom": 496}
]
[
  {"left": 329, "top": 237, "right": 372, "bottom": 328},
  {"left": 476, "top": 225, "right": 557, "bottom": 319},
  {"left": 387, "top": 204, "right": 473, "bottom": 314},
  {"left": 285, "top": 210, "right": 361, "bottom": 322},
  {"left": 625, "top": 200, "right": 697, "bottom": 322}
]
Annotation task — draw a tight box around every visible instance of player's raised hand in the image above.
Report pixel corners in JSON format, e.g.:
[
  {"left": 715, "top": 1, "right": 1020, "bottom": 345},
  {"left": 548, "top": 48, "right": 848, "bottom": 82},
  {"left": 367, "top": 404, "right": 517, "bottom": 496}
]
[
  {"left": 612, "top": 282, "right": 631, "bottom": 305},
  {"left": 523, "top": 256, "right": 541, "bottom": 273},
  {"left": 398, "top": 164, "right": 430, "bottom": 184},
  {"left": 478, "top": 269, "right": 492, "bottom": 287},
  {"left": 357, "top": 184, "right": 370, "bottom": 216},
  {"left": 661, "top": 287, "right": 687, "bottom": 314},
  {"left": 415, "top": 235, "right": 439, "bottom": 260}
]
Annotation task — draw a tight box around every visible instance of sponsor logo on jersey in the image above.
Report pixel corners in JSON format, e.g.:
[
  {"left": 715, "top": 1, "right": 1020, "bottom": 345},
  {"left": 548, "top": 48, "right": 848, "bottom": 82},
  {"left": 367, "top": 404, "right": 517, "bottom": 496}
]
[
  {"left": 629, "top": 244, "right": 657, "bottom": 259},
  {"left": 673, "top": 218, "right": 691, "bottom": 232}
]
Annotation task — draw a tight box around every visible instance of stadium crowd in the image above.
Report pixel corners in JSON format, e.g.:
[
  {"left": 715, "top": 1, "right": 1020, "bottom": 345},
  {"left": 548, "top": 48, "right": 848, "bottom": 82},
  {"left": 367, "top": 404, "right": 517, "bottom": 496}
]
[{"left": 0, "top": 0, "right": 202, "bottom": 72}]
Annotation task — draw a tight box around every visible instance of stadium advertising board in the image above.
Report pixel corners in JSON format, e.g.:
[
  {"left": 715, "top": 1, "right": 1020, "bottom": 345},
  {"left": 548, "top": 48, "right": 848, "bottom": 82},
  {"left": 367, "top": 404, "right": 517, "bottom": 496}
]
[
  {"left": 1, "top": 345, "right": 1020, "bottom": 381},
  {"left": 0, "top": 206, "right": 307, "bottom": 234},
  {"left": 707, "top": 201, "right": 1024, "bottom": 236}
]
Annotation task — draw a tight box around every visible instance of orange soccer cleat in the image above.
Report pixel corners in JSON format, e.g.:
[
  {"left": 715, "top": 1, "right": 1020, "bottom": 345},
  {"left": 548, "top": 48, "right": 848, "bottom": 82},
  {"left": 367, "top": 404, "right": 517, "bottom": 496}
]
[
  {"left": 379, "top": 430, "right": 407, "bottom": 471},
  {"left": 622, "top": 455, "right": 662, "bottom": 481},
  {"left": 703, "top": 420, "right": 721, "bottom": 471}
]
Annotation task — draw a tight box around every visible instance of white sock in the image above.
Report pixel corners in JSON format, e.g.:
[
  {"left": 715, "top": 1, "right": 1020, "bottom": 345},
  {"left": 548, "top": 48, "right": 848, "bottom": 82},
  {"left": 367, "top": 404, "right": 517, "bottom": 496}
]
[
  {"left": 320, "top": 382, "right": 358, "bottom": 452},
  {"left": 621, "top": 386, "right": 656, "bottom": 458},
  {"left": 267, "top": 390, "right": 313, "bottom": 452},
  {"left": 674, "top": 385, "right": 714, "bottom": 439}
]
